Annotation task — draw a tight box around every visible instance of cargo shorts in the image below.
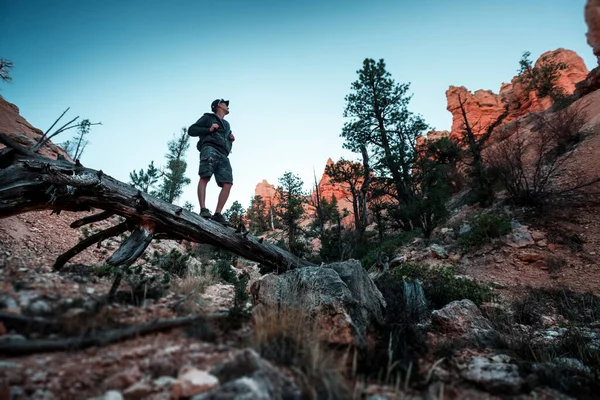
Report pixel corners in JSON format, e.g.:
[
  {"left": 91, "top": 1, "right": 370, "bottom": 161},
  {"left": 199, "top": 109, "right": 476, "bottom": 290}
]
[{"left": 198, "top": 146, "right": 233, "bottom": 187}]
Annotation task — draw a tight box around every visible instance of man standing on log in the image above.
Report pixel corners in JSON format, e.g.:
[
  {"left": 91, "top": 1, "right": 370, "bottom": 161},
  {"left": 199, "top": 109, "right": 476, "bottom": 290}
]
[{"left": 188, "top": 99, "right": 235, "bottom": 226}]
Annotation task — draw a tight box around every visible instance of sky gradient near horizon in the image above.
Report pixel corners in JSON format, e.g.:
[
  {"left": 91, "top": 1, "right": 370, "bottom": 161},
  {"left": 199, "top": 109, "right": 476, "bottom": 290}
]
[{"left": 1, "top": 0, "right": 595, "bottom": 212}]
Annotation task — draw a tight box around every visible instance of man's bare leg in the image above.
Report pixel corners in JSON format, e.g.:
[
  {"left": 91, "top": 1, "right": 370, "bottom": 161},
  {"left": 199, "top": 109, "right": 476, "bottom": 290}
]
[
  {"left": 215, "top": 183, "right": 232, "bottom": 214},
  {"left": 197, "top": 178, "right": 210, "bottom": 209}
]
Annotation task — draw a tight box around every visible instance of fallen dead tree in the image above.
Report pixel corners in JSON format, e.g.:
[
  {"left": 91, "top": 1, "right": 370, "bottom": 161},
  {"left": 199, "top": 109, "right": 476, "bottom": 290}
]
[{"left": 0, "top": 132, "right": 315, "bottom": 277}]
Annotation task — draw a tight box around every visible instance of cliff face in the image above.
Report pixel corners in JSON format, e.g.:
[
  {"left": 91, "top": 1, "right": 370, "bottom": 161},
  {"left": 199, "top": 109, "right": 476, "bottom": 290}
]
[
  {"left": 444, "top": 49, "right": 588, "bottom": 139},
  {"left": 0, "top": 96, "right": 71, "bottom": 160}
]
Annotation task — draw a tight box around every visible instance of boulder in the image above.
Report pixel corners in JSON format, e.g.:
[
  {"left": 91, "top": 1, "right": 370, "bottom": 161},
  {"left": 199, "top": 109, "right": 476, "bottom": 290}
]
[
  {"left": 431, "top": 299, "right": 498, "bottom": 345},
  {"left": 251, "top": 260, "right": 385, "bottom": 347},
  {"left": 461, "top": 356, "right": 524, "bottom": 394},
  {"left": 192, "top": 349, "right": 301, "bottom": 400},
  {"left": 171, "top": 368, "right": 219, "bottom": 399}
]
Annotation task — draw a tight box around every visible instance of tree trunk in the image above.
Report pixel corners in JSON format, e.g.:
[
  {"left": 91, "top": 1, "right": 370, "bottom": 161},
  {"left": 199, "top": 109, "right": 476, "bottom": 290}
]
[{"left": 0, "top": 133, "right": 314, "bottom": 273}]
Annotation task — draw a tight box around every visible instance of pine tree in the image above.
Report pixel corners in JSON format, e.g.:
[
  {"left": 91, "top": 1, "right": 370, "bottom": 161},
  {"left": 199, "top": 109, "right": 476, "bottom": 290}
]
[
  {"left": 246, "top": 195, "right": 270, "bottom": 234},
  {"left": 324, "top": 159, "right": 368, "bottom": 233},
  {"left": 130, "top": 160, "right": 160, "bottom": 194},
  {"left": 0, "top": 57, "right": 14, "bottom": 83},
  {"left": 157, "top": 128, "right": 191, "bottom": 203},
  {"left": 274, "top": 171, "right": 306, "bottom": 255},
  {"left": 224, "top": 201, "right": 246, "bottom": 228}
]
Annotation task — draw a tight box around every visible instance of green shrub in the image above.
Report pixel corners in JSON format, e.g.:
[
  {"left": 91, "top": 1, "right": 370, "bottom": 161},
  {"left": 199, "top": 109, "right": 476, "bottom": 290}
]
[
  {"left": 458, "top": 212, "right": 511, "bottom": 250},
  {"left": 392, "top": 262, "right": 494, "bottom": 308},
  {"left": 151, "top": 249, "right": 190, "bottom": 277},
  {"left": 211, "top": 259, "right": 237, "bottom": 284},
  {"left": 360, "top": 231, "right": 420, "bottom": 268}
]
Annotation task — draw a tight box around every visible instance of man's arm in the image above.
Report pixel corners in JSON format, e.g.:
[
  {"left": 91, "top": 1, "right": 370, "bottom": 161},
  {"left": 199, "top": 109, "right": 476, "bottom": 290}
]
[{"left": 188, "top": 115, "right": 212, "bottom": 137}]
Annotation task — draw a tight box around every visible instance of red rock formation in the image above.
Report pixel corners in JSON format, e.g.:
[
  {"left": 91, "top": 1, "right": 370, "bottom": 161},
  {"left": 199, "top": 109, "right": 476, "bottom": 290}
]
[
  {"left": 446, "top": 87, "right": 506, "bottom": 138},
  {"left": 0, "top": 96, "right": 71, "bottom": 160},
  {"left": 314, "top": 158, "right": 353, "bottom": 204},
  {"left": 254, "top": 179, "right": 277, "bottom": 209},
  {"left": 446, "top": 49, "right": 588, "bottom": 139}
]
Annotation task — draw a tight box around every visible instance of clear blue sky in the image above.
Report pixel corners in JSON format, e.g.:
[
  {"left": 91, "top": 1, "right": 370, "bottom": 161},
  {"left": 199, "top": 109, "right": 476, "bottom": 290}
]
[{"left": 1, "top": 0, "right": 595, "bottom": 211}]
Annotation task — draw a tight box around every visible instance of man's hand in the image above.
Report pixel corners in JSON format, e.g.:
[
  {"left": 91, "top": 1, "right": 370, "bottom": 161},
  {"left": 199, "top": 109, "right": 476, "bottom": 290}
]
[
  {"left": 229, "top": 133, "right": 235, "bottom": 143},
  {"left": 209, "top": 123, "right": 219, "bottom": 133}
]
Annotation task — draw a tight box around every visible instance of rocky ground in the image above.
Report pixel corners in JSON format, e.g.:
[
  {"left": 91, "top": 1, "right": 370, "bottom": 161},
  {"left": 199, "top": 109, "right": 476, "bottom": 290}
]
[{"left": 1, "top": 193, "right": 599, "bottom": 399}]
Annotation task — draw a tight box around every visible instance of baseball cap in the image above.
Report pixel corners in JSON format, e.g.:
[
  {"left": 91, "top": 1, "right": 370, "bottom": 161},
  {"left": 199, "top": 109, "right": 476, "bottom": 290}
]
[{"left": 211, "top": 99, "right": 229, "bottom": 112}]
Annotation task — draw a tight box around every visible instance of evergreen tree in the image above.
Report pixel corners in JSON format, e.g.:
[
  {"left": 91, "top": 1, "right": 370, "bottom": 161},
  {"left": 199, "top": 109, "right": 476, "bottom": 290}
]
[
  {"left": 0, "top": 57, "right": 14, "bottom": 83},
  {"left": 274, "top": 171, "right": 306, "bottom": 255},
  {"left": 343, "top": 58, "right": 438, "bottom": 232},
  {"left": 324, "top": 159, "right": 368, "bottom": 233},
  {"left": 246, "top": 195, "right": 270, "bottom": 234},
  {"left": 157, "top": 128, "right": 191, "bottom": 203},
  {"left": 342, "top": 58, "right": 429, "bottom": 207},
  {"left": 517, "top": 51, "right": 568, "bottom": 102},
  {"left": 129, "top": 161, "right": 161, "bottom": 195},
  {"left": 224, "top": 200, "right": 246, "bottom": 228}
]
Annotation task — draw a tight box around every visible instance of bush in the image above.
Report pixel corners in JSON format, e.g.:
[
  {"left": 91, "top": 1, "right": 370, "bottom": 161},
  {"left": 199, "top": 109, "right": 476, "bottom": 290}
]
[
  {"left": 211, "top": 259, "right": 237, "bottom": 284},
  {"left": 360, "top": 231, "right": 420, "bottom": 268},
  {"left": 251, "top": 306, "right": 350, "bottom": 399},
  {"left": 488, "top": 112, "right": 600, "bottom": 210},
  {"left": 392, "top": 263, "right": 494, "bottom": 308},
  {"left": 458, "top": 212, "right": 511, "bottom": 250},
  {"left": 151, "top": 249, "right": 190, "bottom": 277}
]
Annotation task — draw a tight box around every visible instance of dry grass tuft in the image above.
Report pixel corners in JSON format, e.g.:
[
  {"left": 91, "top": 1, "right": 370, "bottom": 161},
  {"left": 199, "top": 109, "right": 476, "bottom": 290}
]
[
  {"left": 171, "top": 260, "right": 220, "bottom": 314},
  {"left": 251, "top": 305, "right": 351, "bottom": 400}
]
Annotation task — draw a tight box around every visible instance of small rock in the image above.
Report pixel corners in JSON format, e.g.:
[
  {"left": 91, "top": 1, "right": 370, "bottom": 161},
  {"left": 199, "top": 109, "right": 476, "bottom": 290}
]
[
  {"left": 31, "top": 371, "right": 47, "bottom": 383},
  {"left": 490, "top": 354, "right": 511, "bottom": 363},
  {"left": 0, "top": 360, "right": 21, "bottom": 368},
  {"left": 461, "top": 356, "right": 523, "bottom": 394},
  {"left": 533, "top": 260, "right": 548, "bottom": 270},
  {"left": 517, "top": 252, "right": 543, "bottom": 263},
  {"left": 0, "top": 295, "right": 18, "bottom": 310},
  {"left": 531, "top": 231, "right": 546, "bottom": 241},
  {"left": 505, "top": 222, "right": 535, "bottom": 248},
  {"left": 0, "top": 334, "right": 27, "bottom": 342},
  {"left": 105, "top": 366, "right": 142, "bottom": 390},
  {"left": 123, "top": 381, "right": 152, "bottom": 400},
  {"left": 449, "top": 253, "right": 461, "bottom": 263},
  {"left": 547, "top": 243, "right": 557, "bottom": 252},
  {"left": 154, "top": 376, "right": 177, "bottom": 388},
  {"left": 171, "top": 368, "right": 219, "bottom": 399},
  {"left": 430, "top": 244, "right": 448, "bottom": 259},
  {"left": 459, "top": 224, "right": 472, "bottom": 235},
  {"left": 26, "top": 299, "right": 52, "bottom": 316},
  {"left": 98, "top": 391, "right": 124, "bottom": 400},
  {"left": 536, "top": 240, "right": 547, "bottom": 247}
]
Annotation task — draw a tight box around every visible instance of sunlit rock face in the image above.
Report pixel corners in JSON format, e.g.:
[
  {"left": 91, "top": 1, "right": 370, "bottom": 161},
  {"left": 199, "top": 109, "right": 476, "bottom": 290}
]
[
  {"left": 0, "top": 96, "right": 72, "bottom": 160},
  {"left": 445, "top": 49, "right": 588, "bottom": 139}
]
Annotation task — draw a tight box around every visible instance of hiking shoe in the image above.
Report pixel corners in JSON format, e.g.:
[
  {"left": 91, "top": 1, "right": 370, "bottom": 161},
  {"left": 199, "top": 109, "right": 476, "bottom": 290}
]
[
  {"left": 200, "top": 208, "right": 212, "bottom": 218},
  {"left": 211, "top": 213, "right": 231, "bottom": 226}
]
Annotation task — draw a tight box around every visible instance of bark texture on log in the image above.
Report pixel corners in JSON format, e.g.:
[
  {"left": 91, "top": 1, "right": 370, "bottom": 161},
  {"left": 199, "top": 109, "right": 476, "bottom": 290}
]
[{"left": 0, "top": 133, "right": 314, "bottom": 273}]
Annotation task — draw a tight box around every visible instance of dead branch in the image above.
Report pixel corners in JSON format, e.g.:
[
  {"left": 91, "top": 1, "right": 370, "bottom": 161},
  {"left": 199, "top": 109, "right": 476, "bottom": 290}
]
[
  {"left": 0, "top": 314, "right": 228, "bottom": 357},
  {"left": 54, "top": 221, "right": 131, "bottom": 271},
  {"left": 0, "top": 312, "right": 61, "bottom": 335},
  {"left": 70, "top": 210, "right": 115, "bottom": 228}
]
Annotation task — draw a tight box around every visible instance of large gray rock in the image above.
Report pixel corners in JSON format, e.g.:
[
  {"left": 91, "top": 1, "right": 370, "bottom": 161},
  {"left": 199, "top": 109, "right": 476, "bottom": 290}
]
[
  {"left": 461, "top": 356, "right": 524, "bottom": 394},
  {"left": 192, "top": 349, "right": 301, "bottom": 400},
  {"left": 251, "top": 260, "right": 386, "bottom": 347},
  {"left": 431, "top": 299, "right": 499, "bottom": 345}
]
